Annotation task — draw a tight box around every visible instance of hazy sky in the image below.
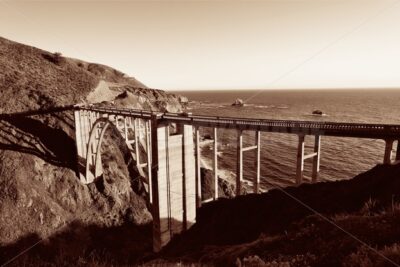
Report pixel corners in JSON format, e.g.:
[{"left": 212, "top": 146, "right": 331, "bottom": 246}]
[{"left": 0, "top": 0, "right": 400, "bottom": 90}]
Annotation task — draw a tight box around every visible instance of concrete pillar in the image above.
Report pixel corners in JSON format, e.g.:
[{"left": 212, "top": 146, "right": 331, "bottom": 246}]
[
  {"left": 124, "top": 116, "right": 129, "bottom": 141},
  {"left": 74, "top": 109, "right": 84, "bottom": 179},
  {"left": 81, "top": 110, "right": 88, "bottom": 158},
  {"left": 89, "top": 112, "right": 97, "bottom": 161},
  {"left": 311, "top": 135, "right": 321, "bottom": 183},
  {"left": 145, "top": 120, "right": 153, "bottom": 204},
  {"left": 236, "top": 130, "right": 243, "bottom": 196},
  {"left": 195, "top": 127, "right": 202, "bottom": 208},
  {"left": 213, "top": 127, "right": 218, "bottom": 200},
  {"left": 74, "top": 110, "right": 83, "bottom": 159},
  {"left": 150, "top": 115, "right": 196, "bottom": 252},
  {"left": 85, "top": 120, "right": 108, "bottom": 184},
  {"left": 384, "top": 139, "right": 394, "bottom": 164},
  {"left": 296, "top": 134, "right": 305, "bottom": 185},
  {"left": 254, "top": 131, "right": 261, "bottom": 193},
  {"left": 182, "top": 124, "right": 196, "bottom": 230},
  {"left": 150, "top": 114, "right": 164, "bottom": 252},
  {"left": 134, "top": 119, "right": 141, "bottom": 167},
  {"left": 94, "top": 123, "right": 108, "bottom": 180}
]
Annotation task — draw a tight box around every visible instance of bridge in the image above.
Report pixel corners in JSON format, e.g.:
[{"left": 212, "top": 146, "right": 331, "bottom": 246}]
[{"left": 72, "top": 105, "right": 400, "bottom": 252}]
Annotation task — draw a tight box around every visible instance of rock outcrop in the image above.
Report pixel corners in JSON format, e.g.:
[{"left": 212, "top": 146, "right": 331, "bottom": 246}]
[{"left": 231, "top": 98, "right": 244, "bottom": 107}]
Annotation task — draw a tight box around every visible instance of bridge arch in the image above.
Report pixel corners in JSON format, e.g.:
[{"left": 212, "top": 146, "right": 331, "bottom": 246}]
[{"left": 77, "top": 114, "right": 152, "bottom": 202}]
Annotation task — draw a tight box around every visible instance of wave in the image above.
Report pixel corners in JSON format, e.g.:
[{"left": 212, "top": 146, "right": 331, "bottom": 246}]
[
  {"left": 200, "top": 145, "right": 235, "bottom": 183},
  {"left": 246, "top": 104, "right": 270, "bottom": 109},
  {"left": 305, "top": 113, "right": 328, "bottom": 117}
]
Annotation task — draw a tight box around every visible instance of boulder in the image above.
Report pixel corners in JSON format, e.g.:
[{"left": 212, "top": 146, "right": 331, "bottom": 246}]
[{"left": 232, "top": 98, "right": 244, "bottom": 107}]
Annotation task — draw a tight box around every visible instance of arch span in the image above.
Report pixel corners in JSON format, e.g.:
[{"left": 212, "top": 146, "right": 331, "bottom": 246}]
[{"left": 74, "top": 111, "right": 152, "bottom": 202}]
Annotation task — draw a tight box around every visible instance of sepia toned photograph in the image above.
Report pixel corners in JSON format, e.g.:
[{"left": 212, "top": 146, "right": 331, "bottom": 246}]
[{"left": 1, "top": 0, "right": 400, "bottom": 266}]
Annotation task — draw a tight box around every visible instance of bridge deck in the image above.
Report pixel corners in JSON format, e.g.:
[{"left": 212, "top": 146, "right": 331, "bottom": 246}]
[{"left": 78, "top": 106, "right": 400, "bottom": 139}]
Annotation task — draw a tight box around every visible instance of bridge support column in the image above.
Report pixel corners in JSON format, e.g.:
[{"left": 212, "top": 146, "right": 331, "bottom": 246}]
[
  {"left": 145, "top": 120, "right": 153, "bottom": 204},
  {"left": 296, "top": 134, "right": 305, "bottom": 185},
  {"left": 254, "top": 131, "right": 261, "bottom": 193},
  {"left": 182, "top": 124, "right": 196, "bottom": 230},
  {"left": 384, "top": 139, "right": 394, "bottom": 165},
  {"left": 150, "top": 114, "right": 163, "bottom": 252},
  {"left": 150, "top": 115, "right": 197, "bottom": 252},
  {"left": 74, "top": 109, "right": 84, "bottom": 178},
  {"left": 74, "top": 109, "right": 93, "bottom": 183},
  {"left": 311, "top": 135, "right": 321, "bottom": 183},
  {"left": 236, "top": 130, "right": 243, "bottom": 196},
  {"left": 134, "top": 119, "right": 141, "bottom": 168},
  {"left": 213, "top": 127, "right": 218, "bottom": 200},
  {"left": 195, "top": 127, "right": 202, "bottom": 208}
]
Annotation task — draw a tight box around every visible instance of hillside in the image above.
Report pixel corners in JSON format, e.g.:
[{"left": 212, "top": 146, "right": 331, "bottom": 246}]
[
  {"left": 0, "top": 36, "right": 184, "bottom": 113},
  {"left": 0, "top": 36, "right": 186, "bottom": 261}
]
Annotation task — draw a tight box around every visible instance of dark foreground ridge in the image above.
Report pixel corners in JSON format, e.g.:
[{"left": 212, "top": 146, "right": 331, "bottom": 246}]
[
  {"left": 159, "top": 163, "right": 400, "bottom": 266},
  {"left": 2, "top": 163, "right": 400, "bottom": 266}
]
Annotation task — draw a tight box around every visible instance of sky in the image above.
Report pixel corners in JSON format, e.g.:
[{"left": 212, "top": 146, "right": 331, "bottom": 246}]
[{"left": 0, "top": 0, "right": 400, "bottom": 91}]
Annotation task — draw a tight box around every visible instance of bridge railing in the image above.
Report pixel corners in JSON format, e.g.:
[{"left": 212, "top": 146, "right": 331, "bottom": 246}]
[
  {"left": 161, "top": 112, "right": 400, "bottom": 138},
  {"left": 74, "top": 105, "right": 400, "bottom": 138}
]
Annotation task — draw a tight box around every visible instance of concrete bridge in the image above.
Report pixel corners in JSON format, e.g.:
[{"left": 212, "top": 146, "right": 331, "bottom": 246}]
[{"left": 73, "top": 105, "right": 400, "bottom": 251}]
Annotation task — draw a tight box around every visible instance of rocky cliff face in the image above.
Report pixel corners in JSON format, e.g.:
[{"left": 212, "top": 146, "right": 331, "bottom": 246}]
[{"left": 0, "top": 36, "right": 185, "bottom": 249}]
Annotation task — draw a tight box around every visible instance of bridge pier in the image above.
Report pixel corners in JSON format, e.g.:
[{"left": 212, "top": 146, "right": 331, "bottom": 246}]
[
  {"left": 312, "top": 135, "right": 321, "bottom": 183},
  {"left": 296, "top": 134, "right": 305, "bottom": 184},
  {"left": 195, "top": 127, "right": 202, "bottom": 208},
  {"left": 74, "top": 109, "right": 99, "bottom": 184},
  {"left": 74, "top": 109, "right": 83, "bottom": 178},
  {"left": 236, "top": 130, "right": 261, "bottom": 194},
  {"left": 384, "top": 139, "right": 394, "bottom": 164},
  {"left": 145, "top": 120, "right": 153, "bottom": 204},
  {"left": 213, "top": 127, "right": 218, "bottom": 200},
  {"left": 236, "top": 130, "right": 243, "bottom": 196},
  {"left": 150, "top": 115, "right": 197, "bottom": 252},
  {"left": 396, "top": 140, "right": 400, "bottom": 162},
  {"left": 296, "top": 134, "right": 321, "bottom": 184},
  {"left": 254, "top": 131, "right": 261, "bottom": 193}
]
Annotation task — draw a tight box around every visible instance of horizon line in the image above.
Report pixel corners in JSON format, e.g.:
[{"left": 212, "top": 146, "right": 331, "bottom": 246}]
[{"left": 166, "top": 87, "right": 400, "bottom": 92}]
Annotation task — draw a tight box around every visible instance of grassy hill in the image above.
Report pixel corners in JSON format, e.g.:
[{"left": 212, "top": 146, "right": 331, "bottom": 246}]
[{"left": 0, "top": 36, "right": 183, "bottom": 113}]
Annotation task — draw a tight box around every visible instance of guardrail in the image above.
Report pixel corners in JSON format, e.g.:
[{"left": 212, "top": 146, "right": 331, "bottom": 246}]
[{"left": 76, "top": 105, "right": 400, "bottom": 139}]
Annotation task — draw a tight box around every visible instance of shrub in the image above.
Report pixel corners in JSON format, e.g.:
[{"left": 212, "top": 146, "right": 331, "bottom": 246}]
[
  {"left": 343, "top": 244, "right": 400, "bottom": 267},
  {"left": 361, "top": 198, "right": 379, "bottom": 216},
  {"left": 42, "top": 52, "right": 66, "bottom": 65}
]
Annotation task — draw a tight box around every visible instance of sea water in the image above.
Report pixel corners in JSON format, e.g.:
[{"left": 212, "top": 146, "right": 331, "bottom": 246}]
[{"left": 173, "top": 89, "right": 400, "bottom": 190}]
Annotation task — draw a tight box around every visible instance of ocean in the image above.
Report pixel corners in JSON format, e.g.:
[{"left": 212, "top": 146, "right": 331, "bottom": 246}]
[{"left": 173, "top": 89, "right": 400, "bottom": 190}]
